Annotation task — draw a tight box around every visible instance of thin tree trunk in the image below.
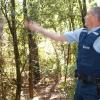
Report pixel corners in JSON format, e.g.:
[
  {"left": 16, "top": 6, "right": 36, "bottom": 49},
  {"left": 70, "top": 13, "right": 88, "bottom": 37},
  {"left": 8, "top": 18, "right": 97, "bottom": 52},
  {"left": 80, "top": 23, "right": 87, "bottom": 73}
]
[
  {"left": 78, "top": 0, "right": 87, "bottom": 27},
  {"left": 32, "top": 38, "right": 40, "bottom": 85},
  {"left": 23, "top": 0, "right": 40, "bottom": 98},
  {"left": 23, "top": 0, "right": 34, "bottom": 98},
  {"left": 0, "top": 26, "right": 7, "bottom": 100},
  {"left": 1, "top": 1, "right": 22, "bottom": 99},
  {"left": 28, "top": 34, "right": 34, "bottom": 99},
  {"left": 10, "top": 0, "right": 21, "bottom": 99}
]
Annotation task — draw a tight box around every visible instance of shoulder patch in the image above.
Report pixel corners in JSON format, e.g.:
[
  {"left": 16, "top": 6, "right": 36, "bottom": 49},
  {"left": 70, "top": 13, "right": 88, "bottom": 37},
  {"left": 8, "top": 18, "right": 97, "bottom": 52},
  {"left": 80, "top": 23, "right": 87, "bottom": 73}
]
[{"left": 93, "top": 32, "right": 99, "bottom": 36}]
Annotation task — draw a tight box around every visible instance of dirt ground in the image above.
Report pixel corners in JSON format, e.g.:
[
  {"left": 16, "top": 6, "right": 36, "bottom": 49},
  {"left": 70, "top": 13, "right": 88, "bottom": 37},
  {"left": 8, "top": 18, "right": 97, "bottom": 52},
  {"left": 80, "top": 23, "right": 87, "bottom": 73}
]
[{"left": 21, "top": 76, "right": 74, "bottom": 100}]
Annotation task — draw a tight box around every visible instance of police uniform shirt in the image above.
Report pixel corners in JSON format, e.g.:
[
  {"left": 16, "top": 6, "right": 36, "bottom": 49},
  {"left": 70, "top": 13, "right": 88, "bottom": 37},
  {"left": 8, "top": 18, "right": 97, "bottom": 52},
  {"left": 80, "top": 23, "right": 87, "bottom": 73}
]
[{"left": 64, "top": 27, "right": 100, "bottom": 53}]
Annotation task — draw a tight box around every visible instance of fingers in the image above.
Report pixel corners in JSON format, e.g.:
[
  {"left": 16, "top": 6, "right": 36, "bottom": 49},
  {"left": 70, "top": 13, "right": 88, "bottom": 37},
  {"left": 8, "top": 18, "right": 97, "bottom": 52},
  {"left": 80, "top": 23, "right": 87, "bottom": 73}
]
[
  {"left": 24, "top": 20, "right": 33, "bottom": 28},
  {"left": 24, "top": 20, "right": 30, "bottom": 28}
]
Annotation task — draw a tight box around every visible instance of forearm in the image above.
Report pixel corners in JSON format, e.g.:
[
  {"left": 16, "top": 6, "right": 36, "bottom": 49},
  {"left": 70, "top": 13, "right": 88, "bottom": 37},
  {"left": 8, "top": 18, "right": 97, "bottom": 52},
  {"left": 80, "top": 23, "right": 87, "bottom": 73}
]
[
  {"left": 25, "top": 21, "right": 66, "bottom": 42},
  {"left": 37, "top": 27, "right": 65, "bottom": 41}
]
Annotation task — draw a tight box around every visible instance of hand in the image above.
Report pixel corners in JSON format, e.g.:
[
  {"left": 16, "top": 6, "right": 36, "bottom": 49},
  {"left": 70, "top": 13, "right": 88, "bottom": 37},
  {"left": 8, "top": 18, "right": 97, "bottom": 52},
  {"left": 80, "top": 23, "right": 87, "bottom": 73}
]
[{"left": 24, "top": 20, "right": 41, "bottom": 32}]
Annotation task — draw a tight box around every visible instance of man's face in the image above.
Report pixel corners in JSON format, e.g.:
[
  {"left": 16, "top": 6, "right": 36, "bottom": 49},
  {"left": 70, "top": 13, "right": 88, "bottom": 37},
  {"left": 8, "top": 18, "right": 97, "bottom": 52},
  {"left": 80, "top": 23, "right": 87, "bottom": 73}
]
[{"left": 84, "top": 9, "right": 96, "bottom": 29}]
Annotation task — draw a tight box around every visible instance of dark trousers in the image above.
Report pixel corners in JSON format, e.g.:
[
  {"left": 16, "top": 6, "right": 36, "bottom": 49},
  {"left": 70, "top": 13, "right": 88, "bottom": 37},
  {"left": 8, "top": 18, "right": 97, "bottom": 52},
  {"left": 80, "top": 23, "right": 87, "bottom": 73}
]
[{"left": 74, "top": 80, "right": 100, "bottom": 100}]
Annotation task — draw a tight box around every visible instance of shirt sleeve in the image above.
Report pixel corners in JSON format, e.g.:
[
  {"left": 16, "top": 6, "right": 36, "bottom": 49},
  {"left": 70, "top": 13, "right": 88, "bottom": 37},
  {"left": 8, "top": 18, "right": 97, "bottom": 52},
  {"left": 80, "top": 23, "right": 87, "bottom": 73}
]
[
  {"left": 93, "top": 36, "right": 100, "bottom": 53},
  {"left": 64, "top": 28, "right": 83, "bottom": 43}
]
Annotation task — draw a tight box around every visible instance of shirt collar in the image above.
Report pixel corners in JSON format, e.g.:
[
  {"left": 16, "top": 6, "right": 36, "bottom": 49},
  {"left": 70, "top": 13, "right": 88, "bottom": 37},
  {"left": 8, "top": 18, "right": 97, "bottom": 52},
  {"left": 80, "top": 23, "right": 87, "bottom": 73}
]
[{"left": 88, "top": 26, "right": 100, "bottom": 34}]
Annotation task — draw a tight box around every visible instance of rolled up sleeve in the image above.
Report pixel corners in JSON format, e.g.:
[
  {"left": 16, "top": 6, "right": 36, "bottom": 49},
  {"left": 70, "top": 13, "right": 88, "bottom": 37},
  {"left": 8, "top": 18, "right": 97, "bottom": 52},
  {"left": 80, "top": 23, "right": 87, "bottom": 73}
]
[
  {"left": 64, "top": 28, "right": 83, "bottom": 43},
  {"left": 93, "top": 36, "right": 100, "bottom": 53}
]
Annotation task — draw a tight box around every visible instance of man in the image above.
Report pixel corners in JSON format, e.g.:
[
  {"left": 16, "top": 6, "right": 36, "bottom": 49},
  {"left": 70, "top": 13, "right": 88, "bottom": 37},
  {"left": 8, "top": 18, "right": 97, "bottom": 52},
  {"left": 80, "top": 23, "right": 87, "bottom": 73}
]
[{"left": 25, "top": 7, "right": 100, "bottom": 100}]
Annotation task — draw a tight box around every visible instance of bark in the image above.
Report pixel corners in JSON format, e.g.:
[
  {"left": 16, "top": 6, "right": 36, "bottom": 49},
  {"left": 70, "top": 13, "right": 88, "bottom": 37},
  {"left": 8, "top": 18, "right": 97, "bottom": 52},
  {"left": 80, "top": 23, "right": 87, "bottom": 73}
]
[
  {"left": 78, "top": 0, "right": 87, "bottom": 27},
  {"left": 10, "top": 0, "right": 22, "bottom": 99},
  {"left": 23, "top": 0, "right": 40, "bottom": 98}
]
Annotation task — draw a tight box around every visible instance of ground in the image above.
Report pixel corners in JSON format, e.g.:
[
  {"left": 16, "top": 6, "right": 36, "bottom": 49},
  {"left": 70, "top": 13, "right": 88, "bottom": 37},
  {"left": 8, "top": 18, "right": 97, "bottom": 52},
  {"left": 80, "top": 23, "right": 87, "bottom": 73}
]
[{"left": 21, "top": 76, "right": 74, "bottom": 100}]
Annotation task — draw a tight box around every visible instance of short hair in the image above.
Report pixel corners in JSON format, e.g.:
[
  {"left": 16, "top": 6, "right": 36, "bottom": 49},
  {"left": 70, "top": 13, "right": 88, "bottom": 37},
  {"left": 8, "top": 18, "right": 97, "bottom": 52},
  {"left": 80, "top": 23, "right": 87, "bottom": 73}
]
[{"left": 91, "top": 7, "right": 100, "bottom": 21}]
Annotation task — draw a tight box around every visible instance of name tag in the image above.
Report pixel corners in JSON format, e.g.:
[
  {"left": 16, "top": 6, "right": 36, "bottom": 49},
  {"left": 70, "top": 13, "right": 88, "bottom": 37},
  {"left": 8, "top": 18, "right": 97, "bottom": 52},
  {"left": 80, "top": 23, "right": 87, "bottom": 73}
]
[{"left": 83, "top": 45, "right": 90, "bottom": 49}]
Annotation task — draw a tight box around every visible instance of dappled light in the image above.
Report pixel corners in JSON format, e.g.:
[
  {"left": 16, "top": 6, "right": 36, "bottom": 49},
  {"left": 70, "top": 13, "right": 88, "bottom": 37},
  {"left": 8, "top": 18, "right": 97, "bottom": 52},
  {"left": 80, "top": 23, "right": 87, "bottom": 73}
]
[{"left": 0, "top": 0, "right": 100, "bottom": 100}]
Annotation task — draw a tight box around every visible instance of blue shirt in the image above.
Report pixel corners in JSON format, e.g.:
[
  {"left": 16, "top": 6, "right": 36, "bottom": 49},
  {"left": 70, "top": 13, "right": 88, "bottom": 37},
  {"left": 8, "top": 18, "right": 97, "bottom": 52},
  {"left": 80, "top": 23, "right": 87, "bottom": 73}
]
[{"left": 64, "top": 27, "right": 100, "bottom": 53}]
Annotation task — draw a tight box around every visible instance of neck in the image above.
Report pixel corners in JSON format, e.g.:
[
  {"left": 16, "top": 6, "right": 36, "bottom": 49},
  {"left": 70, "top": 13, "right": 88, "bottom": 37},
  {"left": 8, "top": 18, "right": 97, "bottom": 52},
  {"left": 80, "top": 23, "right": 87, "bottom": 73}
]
[{"left": 88, "top": 23, "right": 100, "bottom": 30}]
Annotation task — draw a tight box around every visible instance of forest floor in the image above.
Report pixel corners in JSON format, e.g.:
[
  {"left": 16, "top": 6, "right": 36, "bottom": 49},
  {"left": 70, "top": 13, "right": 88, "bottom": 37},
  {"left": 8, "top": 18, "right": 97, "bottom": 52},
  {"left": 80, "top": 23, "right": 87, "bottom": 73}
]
[
  {"left": 21, "top": 76, "right": 74, "bottom": 100},
  {"left": 33, "top": 78, "right": 70, "bottom": 100}
]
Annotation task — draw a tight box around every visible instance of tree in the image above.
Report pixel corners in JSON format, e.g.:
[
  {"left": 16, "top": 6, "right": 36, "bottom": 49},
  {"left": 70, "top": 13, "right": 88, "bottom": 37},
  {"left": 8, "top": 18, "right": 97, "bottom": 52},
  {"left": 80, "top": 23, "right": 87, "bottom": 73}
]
[
  {"left": 28, "top": 0, "right": 41, "bottom": 85},
  {"left": 23, "top": 0, "right": 40, "bottom": 99},
  {"left": 78, "top": 0, "right": 87, "bottom": 27},
  {"left": 0, "top": 8, "right": 7, "bottom": 100},
  {"left": 1, "top": 0, "right": 22, "bottom": 99}
]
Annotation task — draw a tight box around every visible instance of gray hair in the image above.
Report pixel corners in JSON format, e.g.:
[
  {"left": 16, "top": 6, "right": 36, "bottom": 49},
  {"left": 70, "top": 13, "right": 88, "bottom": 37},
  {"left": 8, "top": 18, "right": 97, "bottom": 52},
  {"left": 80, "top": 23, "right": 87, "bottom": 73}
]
[{"left": 91, "top": 7, "right": 100, "bottom": 21}]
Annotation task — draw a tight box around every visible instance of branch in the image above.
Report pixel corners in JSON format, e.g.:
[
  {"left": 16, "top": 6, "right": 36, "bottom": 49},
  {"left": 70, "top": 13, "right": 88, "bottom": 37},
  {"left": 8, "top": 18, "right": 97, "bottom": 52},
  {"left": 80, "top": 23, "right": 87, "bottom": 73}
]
[{"left": 1, "top": 5, "right": 12, "bottom": 34}]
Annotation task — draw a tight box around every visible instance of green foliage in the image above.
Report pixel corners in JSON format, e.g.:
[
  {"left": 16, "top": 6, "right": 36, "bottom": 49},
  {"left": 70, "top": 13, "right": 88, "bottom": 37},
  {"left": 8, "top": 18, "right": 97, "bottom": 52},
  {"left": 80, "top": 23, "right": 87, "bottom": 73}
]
[
  {"left": 58, "top": 78, "right": 76, "bottom": 100},
  {"left": 0, "top": 0, "right": 94, "bottom": 99}
]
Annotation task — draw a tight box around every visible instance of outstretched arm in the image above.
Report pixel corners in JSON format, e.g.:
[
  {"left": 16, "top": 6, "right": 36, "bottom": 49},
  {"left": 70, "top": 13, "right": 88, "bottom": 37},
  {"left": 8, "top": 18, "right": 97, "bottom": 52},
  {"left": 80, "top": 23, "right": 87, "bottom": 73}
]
[{"left": 24, "top": 20, "right": 66, "bottom": 42}]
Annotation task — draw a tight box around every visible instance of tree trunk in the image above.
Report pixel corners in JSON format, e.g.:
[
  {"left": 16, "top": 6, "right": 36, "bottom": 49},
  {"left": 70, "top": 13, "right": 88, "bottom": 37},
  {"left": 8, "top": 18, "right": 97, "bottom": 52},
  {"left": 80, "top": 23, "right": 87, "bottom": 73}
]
[
  {"left": 32, "top": 38, "right": 40, "bottom": 85},
  {"left": 78, "top": 0, "right": 87, "bottom": 27},
  {"left": 0, "top": 20, "right": 7, "bottom": 100},
  {"left": 1, "top": 1, "right": 22, "bottom": 99},
  {"left": 28, "top": 34, "right": 34, "bottom": 99},
  {"left": 23, "top": 0, "right": 40, "bottom": 99},
  {"left": 10, "top": 0, "right": 21, "bottom": 100}
]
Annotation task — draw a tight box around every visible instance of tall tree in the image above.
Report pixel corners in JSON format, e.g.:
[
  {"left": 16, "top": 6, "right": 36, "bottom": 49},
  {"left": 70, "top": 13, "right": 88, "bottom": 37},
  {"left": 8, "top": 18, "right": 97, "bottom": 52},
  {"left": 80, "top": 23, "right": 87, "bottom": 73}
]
[
  {"left": 23, "top": 0, "right": 40, "bottom": 99},
  {"left": 27, "top": 0, "right": 40, "bottom": 85},
  {"left": 78, "top": 0, "right": 87, "bottom": 27},
  {"left": 23, "top": 0, "right": 34, "bottom": 98},
  {"left": 0, "top": 8, "right": 6, "bottom": 100},
  {"left": 1, "top": 0, "right": 22, "bottom": 99}
]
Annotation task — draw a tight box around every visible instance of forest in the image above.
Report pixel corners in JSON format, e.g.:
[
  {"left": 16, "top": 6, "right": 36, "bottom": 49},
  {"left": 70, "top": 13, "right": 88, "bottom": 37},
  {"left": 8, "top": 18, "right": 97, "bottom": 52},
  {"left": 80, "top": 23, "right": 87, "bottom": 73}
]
[{"left": 0, "top": 0, "right": 99, "bottom": 100}]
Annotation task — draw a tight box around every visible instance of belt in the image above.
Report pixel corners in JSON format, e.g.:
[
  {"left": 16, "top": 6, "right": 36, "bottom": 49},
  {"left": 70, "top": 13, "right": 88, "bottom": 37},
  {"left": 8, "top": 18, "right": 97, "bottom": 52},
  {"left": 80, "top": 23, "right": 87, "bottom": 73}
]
[{"left": 74, "top": 70, "right": 100, "bottom": 84}]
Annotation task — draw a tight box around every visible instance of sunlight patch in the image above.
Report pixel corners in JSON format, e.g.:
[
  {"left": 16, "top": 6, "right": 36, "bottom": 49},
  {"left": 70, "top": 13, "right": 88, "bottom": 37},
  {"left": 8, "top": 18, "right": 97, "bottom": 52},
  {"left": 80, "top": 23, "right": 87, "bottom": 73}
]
[{"left": 33, "top": 97, "right": 40, "bottom": 100}]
